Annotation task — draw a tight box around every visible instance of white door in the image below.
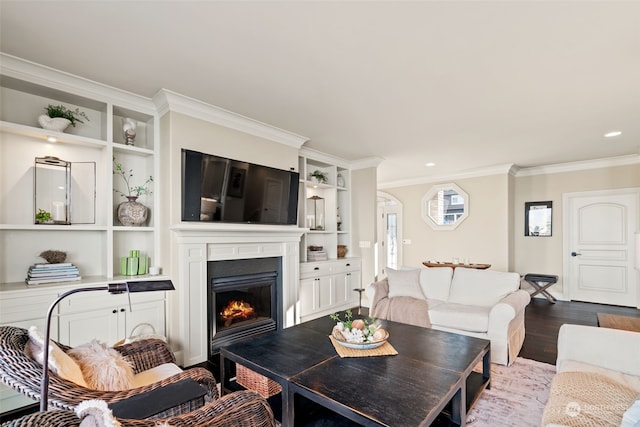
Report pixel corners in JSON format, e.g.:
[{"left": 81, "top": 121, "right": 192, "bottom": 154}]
[
  {"left": 564, "top": 188, "right": 640, "bottom": 308},
  {"left": 376, "top": 192, "right": 403, "bottom": 279}
]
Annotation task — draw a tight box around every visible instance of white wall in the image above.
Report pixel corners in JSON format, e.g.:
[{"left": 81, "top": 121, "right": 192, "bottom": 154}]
[
  {"left": 351, "top": 167, "right": 378, "bottom": 299},
  {"left": 383, "top": 174, "right": 511, "bottom": 272},
  {"left": 380, "top": 162, "right": 639, "bottom": 300},
  {"left": 513, "top": 163, "right": 640, "bottom": 296},
  {"left": 159, "top": 111, "right": 300, "bottom": 349}
]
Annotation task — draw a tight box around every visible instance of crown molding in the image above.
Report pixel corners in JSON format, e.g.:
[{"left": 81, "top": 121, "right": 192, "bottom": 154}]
[
  {"left": 513, "top": 154, "right": 640, "bottom": 177},
  {"left": 299, "top": 147, "right": 383, "bottom": 170},
  {"left": 0, "top": 52, "right": 156, "bottom": 114},
  {"left": 379, "top": 163, "right": 516, "bottom": 189},
  {"left": 153, "top": 88, "right": 309, "bottom": 149}
]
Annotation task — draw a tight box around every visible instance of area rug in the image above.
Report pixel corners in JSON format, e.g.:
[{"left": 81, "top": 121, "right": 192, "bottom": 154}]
[{"left": 466, "top": 357, "right": 556, "bottom": 426}]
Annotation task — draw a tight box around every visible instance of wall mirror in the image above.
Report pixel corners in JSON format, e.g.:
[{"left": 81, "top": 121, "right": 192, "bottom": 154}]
[
  {"left": 421, "top": 183, "right": 469, "bottom": 230},
  {"left": 525, "top": 201, "right": 552, "bottom": 236}
]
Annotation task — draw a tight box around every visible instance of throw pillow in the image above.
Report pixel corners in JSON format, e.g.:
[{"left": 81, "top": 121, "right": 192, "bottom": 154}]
[
  {"left": 24, "top": 326, "right": 87, "bottom": 387},
  {"left": 386, "top": 268, "right": 425, "bottom": 300},
  {"left": 68, "top": 340, "right": 134, "bottom": 391}
]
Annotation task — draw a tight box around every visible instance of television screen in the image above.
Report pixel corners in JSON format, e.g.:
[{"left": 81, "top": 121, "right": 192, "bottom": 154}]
[{"left": 182, "top": 149, "right": 299, "bottom": 225}]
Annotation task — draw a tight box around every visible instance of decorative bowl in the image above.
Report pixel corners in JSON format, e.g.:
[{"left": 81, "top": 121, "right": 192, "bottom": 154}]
[{"left": 332, "top": 329, "right": 389, "bottom": 350}]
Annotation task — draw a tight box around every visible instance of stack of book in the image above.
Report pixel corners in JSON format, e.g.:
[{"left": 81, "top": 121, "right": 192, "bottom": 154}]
[
  {"left": 25, "top": 263, "right": 81, "bottom": 285},
  {"left": 307, "top": 250, "right": 328, "bottom": 261}
]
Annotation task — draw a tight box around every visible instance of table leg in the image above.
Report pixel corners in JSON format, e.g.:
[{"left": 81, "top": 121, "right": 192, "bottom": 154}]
[
  {"left": 450, "top": 382, "right": 466, "bottom": 426},
  {"left": 483, "top": 349, "right": 491, "bottom": 390},
  {"left": 283, "top": 383, "right": 295, "bottom": 427}
]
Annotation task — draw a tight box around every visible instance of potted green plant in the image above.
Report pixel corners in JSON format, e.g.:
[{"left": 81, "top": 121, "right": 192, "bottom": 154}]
[
  {"left": 38, "top": 104, "right": 90, "bottom": 132},
  {"left": 310, "top": 170, "right": 328, "bottom": 184}
]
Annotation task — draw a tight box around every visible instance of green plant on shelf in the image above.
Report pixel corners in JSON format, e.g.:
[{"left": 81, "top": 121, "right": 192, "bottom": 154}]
[
  {"left": 44, "top": 104, "right": 90, "bottom": 127},
  {"left": 310, "top": 170, "right": 328, "bottom": 183},
  {"left": 35, "top": 209, "right": 52, "bottom": 223},
  {"left": 113, "top": 157, "right": 153, "bottom": 199}
]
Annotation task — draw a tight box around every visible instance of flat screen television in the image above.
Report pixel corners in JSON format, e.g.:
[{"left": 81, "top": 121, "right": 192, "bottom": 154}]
[{"left": 181, "top": 149, "right": 300, "bottom": 225}]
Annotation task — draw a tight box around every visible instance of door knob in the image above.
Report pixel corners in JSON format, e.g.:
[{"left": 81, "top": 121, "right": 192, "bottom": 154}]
[{"left": 571, "top": 252, "right": 582, "bottom": 257}]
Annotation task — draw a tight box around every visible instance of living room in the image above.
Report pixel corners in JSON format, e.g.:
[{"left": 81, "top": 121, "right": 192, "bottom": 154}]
[{"left": 1, "top": 1, "right": 639, "bottom": 426}]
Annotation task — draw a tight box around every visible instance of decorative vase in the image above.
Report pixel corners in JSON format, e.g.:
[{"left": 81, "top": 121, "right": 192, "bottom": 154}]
[
  {"left": 337, "top": 173, "right": 345, "bottom": 187},
  {"left": 337, "top": 245, "right": 348, "bottom": 258},
  {"left": 122, "top": 117, "right": 137, "bottom": 145},
  {"left": 117, "top": 196, "right": 148, "bottom": 226},
  {"left": 38, "top": 115, "right": 71, "bottom": 132}
]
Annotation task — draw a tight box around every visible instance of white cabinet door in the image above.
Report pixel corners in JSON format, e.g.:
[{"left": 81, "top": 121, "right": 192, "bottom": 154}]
[
  {"left": 299, "top": 278, "right": 317, "bottom": 316},
  {"left": 58, "top": 308, "right": 123, "bottom": 347},
  {"left": 124, "top": 301, "right": 166, "bottom": 339}
]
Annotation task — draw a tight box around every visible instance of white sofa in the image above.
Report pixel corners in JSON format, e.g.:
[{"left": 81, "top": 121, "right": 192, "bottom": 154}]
[
  {"left": 366, "top": 266, "right": 531, "bottom": 366},
  {"left": 541, "top": 324, "right": 640, "bottom": 427}
]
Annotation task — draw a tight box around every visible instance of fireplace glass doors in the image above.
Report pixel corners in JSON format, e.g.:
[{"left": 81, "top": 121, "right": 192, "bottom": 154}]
[{"left": 208, "top": 257, "right": 282, "bottom": 357}]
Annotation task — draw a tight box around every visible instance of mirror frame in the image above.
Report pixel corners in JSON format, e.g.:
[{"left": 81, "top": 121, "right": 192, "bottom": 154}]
[
  {"left": 421, "top": 183, "right": 469, "bottom": 230},
  {"left": 524, "top": 200, "right": 552, "bottom": 237}
]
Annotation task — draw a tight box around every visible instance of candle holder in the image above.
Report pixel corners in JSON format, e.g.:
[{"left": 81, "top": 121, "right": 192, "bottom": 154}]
[{"left": 34, "top": 156, "right": 96, "bottom": 225}]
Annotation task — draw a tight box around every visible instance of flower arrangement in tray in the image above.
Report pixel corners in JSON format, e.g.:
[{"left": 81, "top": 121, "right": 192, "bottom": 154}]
[{"left": 329, "top": 309, "right": 389, "bottom": 349}]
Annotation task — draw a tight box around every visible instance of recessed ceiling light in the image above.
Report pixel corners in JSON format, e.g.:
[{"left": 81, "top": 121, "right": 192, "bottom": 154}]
[
  {"left": 425, "top": 162, "right": 436, "bottom": 167},
  {"left": 47, "top": 136, "right": 57, "bottom": 143},
  {"left": 604, "top": 131, "right": 622, "bottom": 138}
]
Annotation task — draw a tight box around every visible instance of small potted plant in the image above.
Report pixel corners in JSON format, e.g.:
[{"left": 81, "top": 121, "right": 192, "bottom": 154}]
[
  {"left": 38, "top": 104, "right": 90, "bottom": 132},
  {"left": 35, "top": 208, "right": 52, "bottom": 224},
  {"left": 310, "top": 170, "right": 328, "bottom": 184}
]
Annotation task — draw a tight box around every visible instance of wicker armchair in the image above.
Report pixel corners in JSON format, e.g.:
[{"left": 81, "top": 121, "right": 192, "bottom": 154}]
[
  {"left": 0, "top": 326, "right": 217, "bottom": 417},
  {"left": 1, "top": 391, "right": 276, "bottom": 427}
]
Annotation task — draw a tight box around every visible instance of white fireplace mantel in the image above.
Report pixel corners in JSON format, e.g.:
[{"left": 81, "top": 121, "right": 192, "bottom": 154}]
[{"left": 170, "top": 223, "right": 306, "bottom": 367}]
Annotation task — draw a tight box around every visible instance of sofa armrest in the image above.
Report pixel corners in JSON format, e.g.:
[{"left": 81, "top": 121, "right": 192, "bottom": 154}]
[
  {"left": 487, "top": 290, "right": 531, "bottom": 332},
  {"left": 367, "top": 278, "right": 389, "bottom": 310},
  {"left": 557, "top": 324, "right": 640, "bottom": 376}
]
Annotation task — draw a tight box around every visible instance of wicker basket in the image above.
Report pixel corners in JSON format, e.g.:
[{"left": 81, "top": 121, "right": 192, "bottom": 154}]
[{"left": 235, "top": 364, "right": 282, "bottom": 398}]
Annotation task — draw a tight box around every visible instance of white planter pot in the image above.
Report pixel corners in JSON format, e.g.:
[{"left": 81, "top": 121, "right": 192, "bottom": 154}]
[{"left": 38, "top": 115, "right": 71, "bottom": 132}]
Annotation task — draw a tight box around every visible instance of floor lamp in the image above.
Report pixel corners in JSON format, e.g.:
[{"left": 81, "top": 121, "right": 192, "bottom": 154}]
[{"left": 40, "top": 279, "right": 175, "bottom": 411}]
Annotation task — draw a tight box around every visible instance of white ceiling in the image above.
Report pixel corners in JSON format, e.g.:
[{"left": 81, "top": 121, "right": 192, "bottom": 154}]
[{"left": 1, "top": 1, "right": 639, "bottom": 185}]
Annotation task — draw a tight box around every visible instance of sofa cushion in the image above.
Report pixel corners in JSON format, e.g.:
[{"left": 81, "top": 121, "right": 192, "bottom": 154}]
[
  {"left": 419, "top": 267, "right": 453, "bottom": 301},
  {"left": 448, "top": 267, "right": 520, "bottom": 307},
  {"left": 428, "top": 303, "right": 491, "bottom": 333},
  {"left": 386, "top": 268, "right": 425, "bottom": 300},
  {"left": 131, "top": 362, "right": 183, "bottom": 388}
]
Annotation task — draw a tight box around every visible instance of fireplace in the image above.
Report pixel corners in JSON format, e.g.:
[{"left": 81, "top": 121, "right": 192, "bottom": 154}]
[{"left": 208, "top": 257, "right": 283, "bottom": 359}]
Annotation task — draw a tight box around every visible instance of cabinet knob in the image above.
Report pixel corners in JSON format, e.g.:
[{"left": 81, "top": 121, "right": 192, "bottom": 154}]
[
  {"left": 112, "top": 309, "right": 117, "bottom": 314},
  {"left": 346, "top": 263, "right": 351, "bottom": 267},
  {"left": 314, "top": 267, "right": 320, "bottom": 270},
  {"left": 120, "top": 308, "right": 126, "bottom": 312},
  {"left": 347, "top": 273, "right": 351, "bottom": 276}
]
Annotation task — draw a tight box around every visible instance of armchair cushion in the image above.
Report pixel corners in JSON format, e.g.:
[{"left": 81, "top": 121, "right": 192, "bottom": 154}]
[
  {"left": 68, "top": 340, "right": 134, "bottom": 391},
  {"left": 131, "top": 362, "right": 183, "bottom": 388},
  {"left": 24, "top": 326, "right": 87, "bottom": 387}
]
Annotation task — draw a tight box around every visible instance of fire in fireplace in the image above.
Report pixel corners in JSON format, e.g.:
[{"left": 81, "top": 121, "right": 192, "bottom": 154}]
[
  {"left": 220, "top": 300, "right": 257, "bottom": 327},
  {"left": 208, "top": 257, "right": 282, "bottom": 358}
]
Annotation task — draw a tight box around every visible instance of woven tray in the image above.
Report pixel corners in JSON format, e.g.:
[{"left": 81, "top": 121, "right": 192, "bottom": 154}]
[
  {"left": 236, "top": 364, "right": 282, "bottom": 398},
  {"left": 329, "top": 336, "right": 398, "bottom": 358}
]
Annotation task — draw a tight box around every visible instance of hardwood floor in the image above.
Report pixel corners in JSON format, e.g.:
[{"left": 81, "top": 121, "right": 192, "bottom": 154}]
[{"left": 520, "top": 298, "right": 640, "bottom": 365}]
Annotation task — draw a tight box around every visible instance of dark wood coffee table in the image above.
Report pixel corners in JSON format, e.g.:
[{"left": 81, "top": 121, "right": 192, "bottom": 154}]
[{"left": 221, "top": 314, "right": 490, "bottom": 426}]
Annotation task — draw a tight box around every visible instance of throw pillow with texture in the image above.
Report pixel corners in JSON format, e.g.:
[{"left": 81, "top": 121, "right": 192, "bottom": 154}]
[
  {"left": 68, "top": 340, "right": 134, "bottom": 391},
  {"left": 386, "top": 268, "right": 425, "bottom": 300},
  {"left": 24, "top": 326, "right": 87, "bottom": 387}
]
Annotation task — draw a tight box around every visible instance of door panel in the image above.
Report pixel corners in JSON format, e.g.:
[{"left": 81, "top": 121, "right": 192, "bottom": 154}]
[{"left": 565, "top": 189, "right": 639, "bottom": 307}]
